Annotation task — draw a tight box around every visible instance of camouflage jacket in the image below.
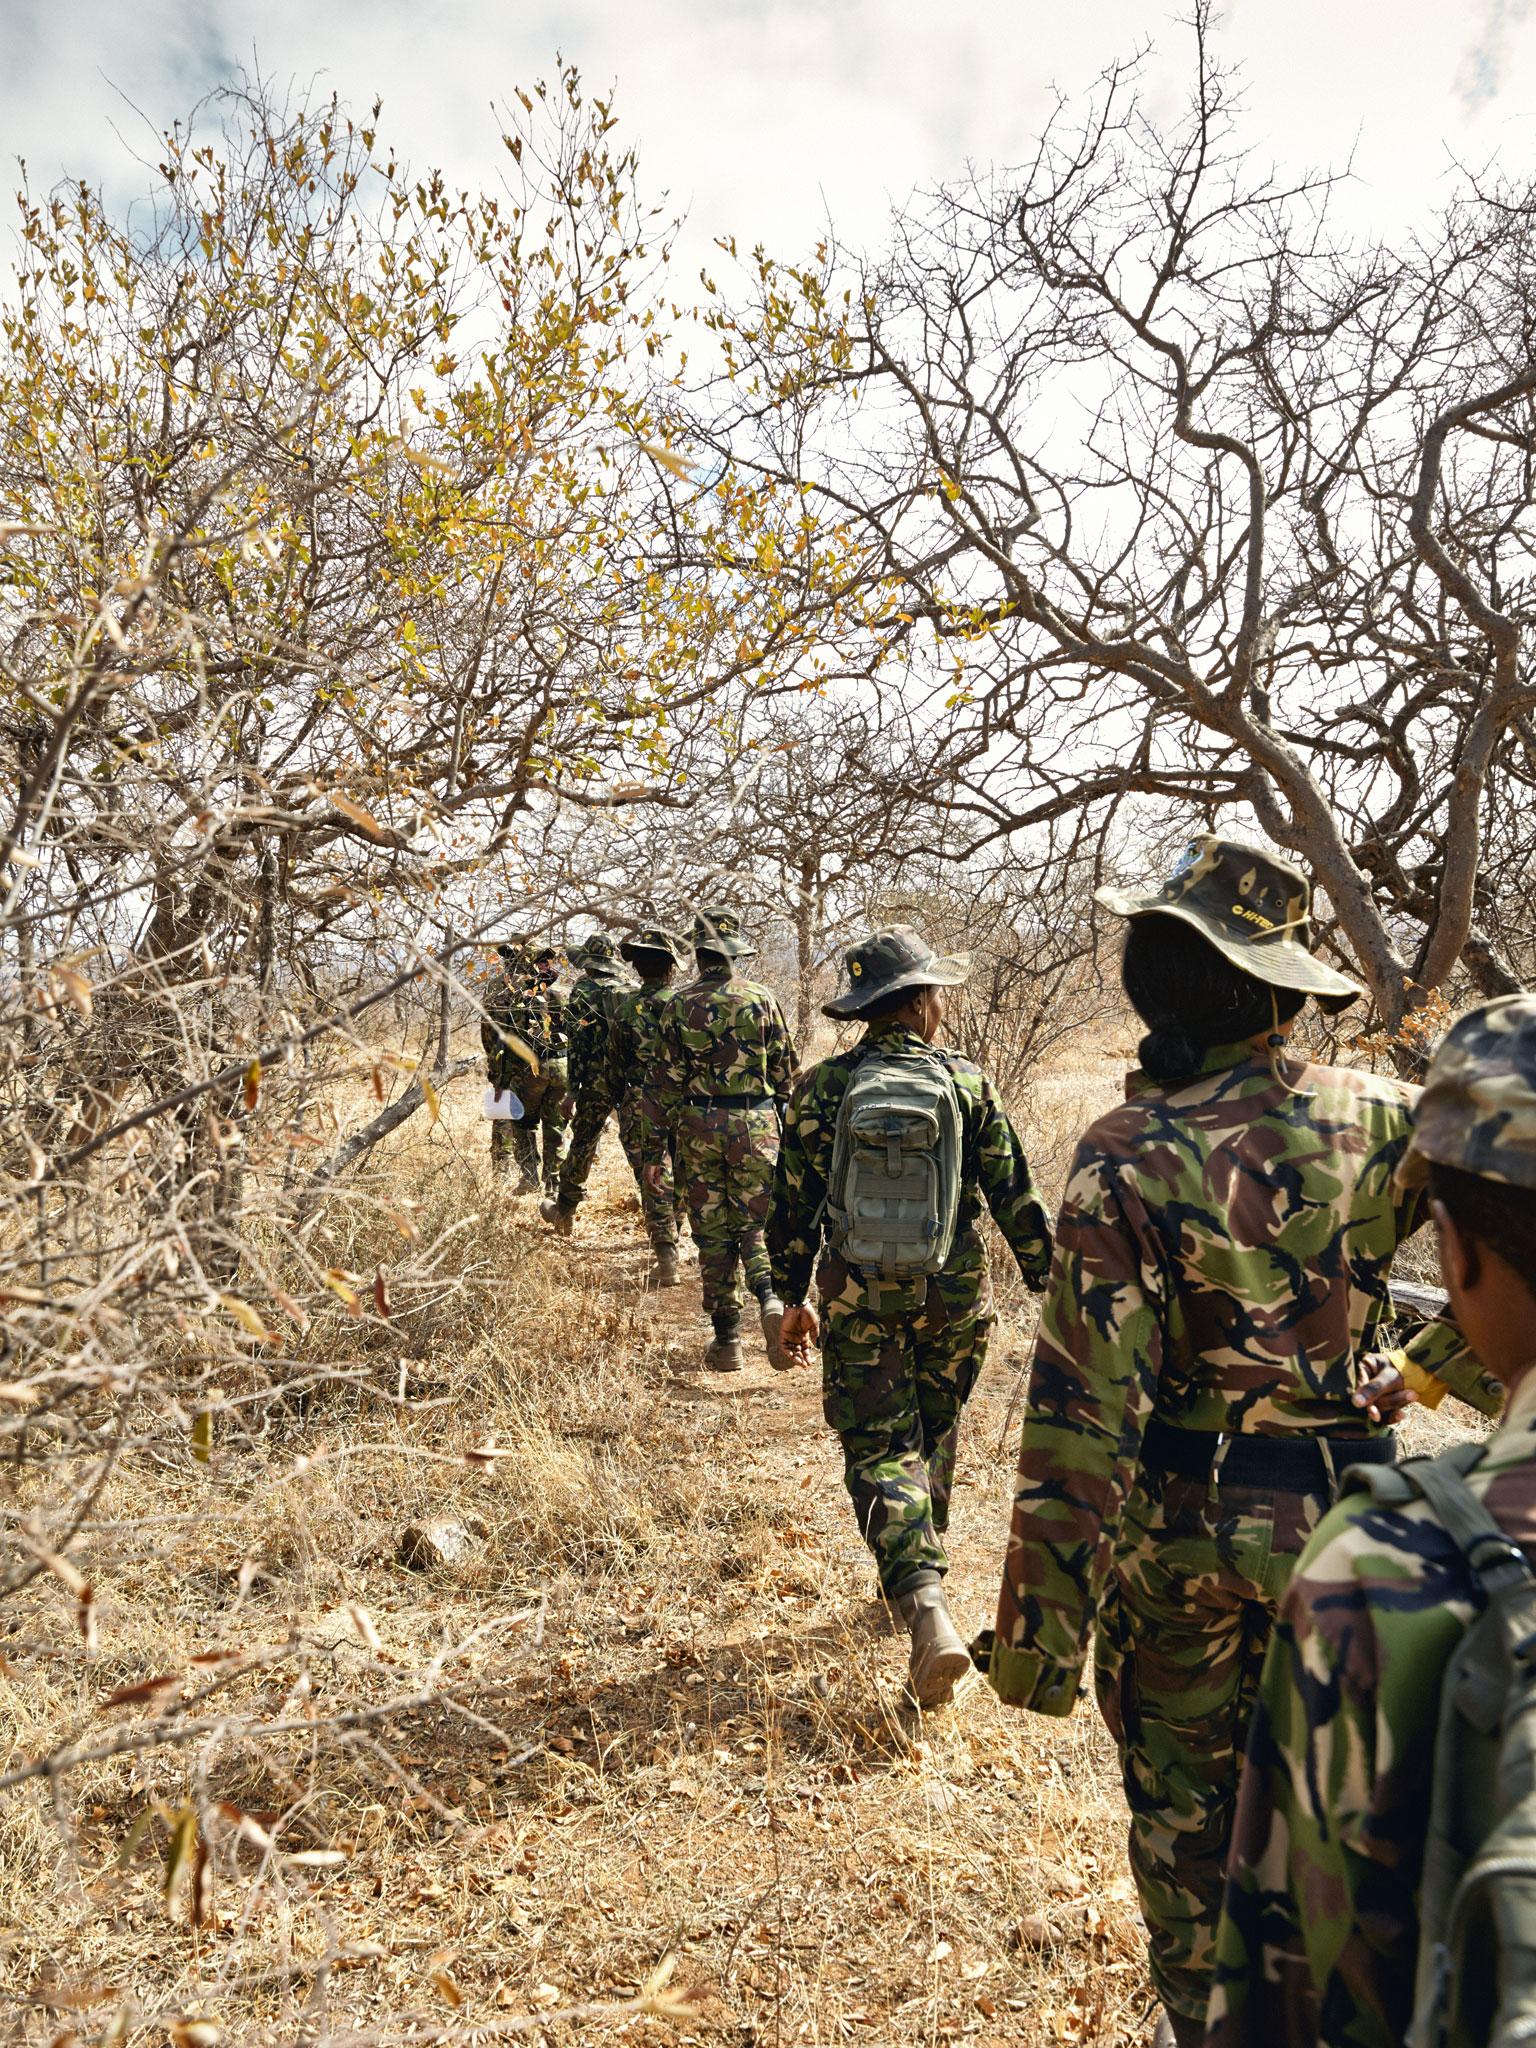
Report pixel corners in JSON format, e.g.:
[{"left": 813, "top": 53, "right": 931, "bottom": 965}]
[
  {"left": 607, "top": 976, "right": 673, "bottom": 1105},
  {"left": 482, "top": 972, "right": 566, "bottom": 1087},
  {"left": 565, "top": 973, "right": 627, "bottom": 1098},
  {"left": 1207, "top": 1365, "right": 1536, "bottom": 2048},
  {"left": 988, "top": 1040, "right": 1501, "bottom": 1715},
  {"left": 766, "top": 1022, "right": 1054, "bottom": 1317},
  {"left": 635, "top": 962, "right": 796, "bottom": 1160}
]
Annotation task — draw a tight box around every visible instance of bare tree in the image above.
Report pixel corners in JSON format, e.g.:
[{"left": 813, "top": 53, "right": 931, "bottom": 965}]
[{"left": 698, "top": 7, "right": 1536, "bottom": 1030}]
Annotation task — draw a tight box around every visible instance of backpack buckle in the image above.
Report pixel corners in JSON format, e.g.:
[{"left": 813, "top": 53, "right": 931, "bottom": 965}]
[{"left": 1466, "top": 1533, "right": 1532, "bottom": 1593}]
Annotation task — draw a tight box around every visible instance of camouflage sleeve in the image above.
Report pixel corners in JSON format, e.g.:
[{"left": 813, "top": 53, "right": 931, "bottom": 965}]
[
  {"left": 767, "top": 997, "right": 797, "bottom": 1114},
  {"left": 1208, "top": 1499, "right": 1465, "bottom": 2048},
  {"left": 635, "top": 992, "right": 685, "bottom": 1163},
  {"left": 986, "top": 1143, "right": 1166, "bottom": 1715},
  {"left": 1390, "top": 1178, "right": 1502, "bottom": 1416},
  {"left": 766, "top": 1067, "right": 833, "bottom": 1306},
  {"left": 1398, "top": 1314, "right": 1503, "bottom": 1417},
  {"left": 973, "top": 1077, "right": 1053, "bottom": 1288},
  {"left": 566, "top": 990, "right": 608, "bottom": 1097},
  {"left": 605, "top": 1005, "right": 633, "bottom": 1101}
]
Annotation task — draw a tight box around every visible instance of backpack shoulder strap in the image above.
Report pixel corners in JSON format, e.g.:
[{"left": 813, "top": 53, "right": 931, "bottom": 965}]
[{"left": 1350, "top": 1441, "right": 1533, "bottom": 1598}]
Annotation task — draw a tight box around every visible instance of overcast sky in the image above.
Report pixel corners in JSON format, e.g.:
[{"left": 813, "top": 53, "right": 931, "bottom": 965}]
[{"left": 5, "top": 1, "right": 1536, "bottom": 266}]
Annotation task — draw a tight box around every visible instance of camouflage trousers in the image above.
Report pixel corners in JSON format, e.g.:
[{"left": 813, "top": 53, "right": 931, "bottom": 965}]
[
  {"left": 555, "top": 1080, "right": 613, "bottom": 1208},
  {"left": 821, "top": 1284, "right": 992, "bottom": 1599},
  {"left": 616, "top": 1097, "right": 685, "bottom": 1251},
  {"left": 1094, "top": 1468, "right": 1328, "bottom": 2023},
  {"left": 675, "top": 1103, "right": 779, "bottom": 1316},
  {"left": 495, "top": 1062, "right": 569, "bottom": 1192}
]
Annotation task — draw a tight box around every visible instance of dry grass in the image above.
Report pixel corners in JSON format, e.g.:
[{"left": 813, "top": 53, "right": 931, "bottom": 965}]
[{"left": 0, "top": 1035, "right": 1466, "bottom": 2048}]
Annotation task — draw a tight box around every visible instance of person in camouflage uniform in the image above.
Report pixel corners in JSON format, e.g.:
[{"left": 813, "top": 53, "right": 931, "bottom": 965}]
[
  {"left": 1206, "top": 993, "right": 1536, "bottom": 2048},
  {"left": 481, "top": 942, "right": 533, "bottom": 1187},
  {"left": 768, "top": 927, "right": 1053, "bottom": 1708},
  {"left": 606, "top": 924, "right": 689, "bottom": 1287},
  {"left": 637, "top": 907, "right": 796, "bottom": 1370},
  {"left": 499, "top": 942, "right": 569, "bottom": 1196},
  {"left": 976, "top": 838, "right": 1503, "bottom": 2046},
  {"left": 542, "top": 933, "right": 629, "bottom": 1236}
]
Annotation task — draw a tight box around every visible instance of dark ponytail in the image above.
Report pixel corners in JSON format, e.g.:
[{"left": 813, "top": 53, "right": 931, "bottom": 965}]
[{"left": 1122, "top": 914, "right": 1306, "bottom": 1082}]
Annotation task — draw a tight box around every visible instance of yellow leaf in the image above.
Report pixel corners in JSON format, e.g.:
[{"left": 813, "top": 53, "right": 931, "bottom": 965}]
[
  {"left": 401, "top": 442, "right": 458, "bottom": 479},
  {"left": 640, "top": 440, "right": 695, "bottom": 481},
  {"left": 191, "top": 1406, "right": 214, "bottom": 1464},
  {"left": 242, "top": 1059, "right": 261, "bottom": 1112},
  {"left": 322, "top": 1269, "right": 361, "bottom": 1316},
  {"left": 219, "top": 1294, "right": 272, "bottom": 1345},
  {"left": 163, "top": 1804, "right": 198, "bottom": 1907},
  {"left": 421, "top": 1076, "right": 440, "bottom": 1124}
]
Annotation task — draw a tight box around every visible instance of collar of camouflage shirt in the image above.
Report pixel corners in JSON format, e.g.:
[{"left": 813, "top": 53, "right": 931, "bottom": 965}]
[
  {"left": 1124, "top": 1033, "right": 1292, "bottom": 1098},
  {"left": 863, "top": 1020, "right": 935, "bottom": 1054}
]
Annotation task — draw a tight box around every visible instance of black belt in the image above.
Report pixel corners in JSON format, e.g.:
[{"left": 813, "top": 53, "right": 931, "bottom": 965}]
[
  {"left": 1142, "top": 1414, "right": 1396, "bottom": 1491},
  {"left": 685, "top": 1092, "right": 771, "bottom": 1109}
]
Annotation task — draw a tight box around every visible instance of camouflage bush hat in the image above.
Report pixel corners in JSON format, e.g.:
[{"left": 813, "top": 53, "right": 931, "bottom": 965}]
[
  {"left": 691, "top": 906, "right": 756, "bottom": 959},
  {"left": 1397, "top": 994, "right": 1536, "bottom": 1192},
  {"left": 574, "top": 931, "right": 624, "bottom": 981},
  {"left": 1095, "top": 835, "right": 1363, "bottom": 1013},
  {"left": 824, "top": 925, "right": 971, "bottom": 1020},
  {"left": 621, "top": 923, "right": 685, "bottom": 965}
]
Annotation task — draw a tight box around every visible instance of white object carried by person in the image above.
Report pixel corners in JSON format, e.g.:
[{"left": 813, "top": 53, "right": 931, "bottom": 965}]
[{"left": 482, "top": 1086, "right": 524, "bottom": 1120}]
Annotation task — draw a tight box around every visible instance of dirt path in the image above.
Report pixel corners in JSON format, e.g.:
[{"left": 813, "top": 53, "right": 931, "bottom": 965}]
[{"left": 437, "top": 1155, "right": 1154, "bottom": 2048}]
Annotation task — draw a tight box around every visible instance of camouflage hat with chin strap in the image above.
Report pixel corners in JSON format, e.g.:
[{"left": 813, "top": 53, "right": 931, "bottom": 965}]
[
  {"left": 691, "top": 906, "right": 756, "bottom": 959},
  {"left": 824, "top": 925, "right": 971, "bottom": 1020},
  {"left": 1397, "top": 994, "right": 1536, "bottom": 1193},
  {"left": 1094, "top": 835, "right": 1363, "bottom": 1013}
]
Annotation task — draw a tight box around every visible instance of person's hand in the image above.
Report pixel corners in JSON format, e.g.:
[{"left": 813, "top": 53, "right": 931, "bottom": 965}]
[
  {"left": 780, "top": 1304, "right": 819, "bottom": 1367},
  {"left": 643, "top": 1163, "right": 665, "bottom": 1193},
  {"left": 1353, "top": 1352, "right": 1419, "bottom": 1424}
]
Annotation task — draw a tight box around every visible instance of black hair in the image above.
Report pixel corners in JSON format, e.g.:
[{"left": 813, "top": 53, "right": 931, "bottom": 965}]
[
  {"left": 1427, "top": 1161, "right": 1536, "bottom": 1301},
  {"left": 629, "top": 948, "right": 676, "bottom": 980},
  {"left": 1121, "top": 913, "right": 1306, "bottom": 1082},
  {"left": 859, "top": 983, "right": 931, "bottom": 1024},
  {"left": 695, "top": 946, "right": 730, "bottom": 970}
]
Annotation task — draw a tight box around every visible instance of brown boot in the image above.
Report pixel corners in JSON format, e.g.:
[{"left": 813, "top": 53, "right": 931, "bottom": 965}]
[
  {"left": 704, "top": 1314, "right": 743, "bottom": 1372},
  {"left": 649, "top": 1244, "right": 682, "bottom": 1288},
  {"left": 757, "top": 1293, "right": 787, "bottom": 1370},
  {"left": 895, "top": 1584, "right": 971, "bottom": 1708}
]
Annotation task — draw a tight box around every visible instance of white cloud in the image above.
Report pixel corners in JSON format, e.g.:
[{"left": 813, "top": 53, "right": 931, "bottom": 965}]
[
  {"left": 1457, "top": 0, "right": 1534, "bottom": 111},
  {"left": 0, "top": 0, "right": 1534, "bottom": 264}
]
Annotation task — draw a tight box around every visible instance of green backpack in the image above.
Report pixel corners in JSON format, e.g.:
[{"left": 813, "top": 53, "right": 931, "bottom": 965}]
[
  {"left": 1350, "top": 1443, "right": 1536, "bottom": 2048},
  {"left": 825, "top": 1043, "right": 963, "bottom": 1281}
]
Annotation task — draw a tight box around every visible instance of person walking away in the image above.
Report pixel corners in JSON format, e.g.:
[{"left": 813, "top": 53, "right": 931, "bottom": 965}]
[
  {"left": 637, "top": 907, "right": 796, "bottom": 1370},
  {"left": 482, "top": 941, "right": 533, "bottom": 1188},
  {"left": 542, "top": 932, "right": 629, "bottom": 1236},
  {"left": 505, "top": 942, "right": 570, "bottom": 1197},
  {"left": 975, "top": 838, "right": 1502, "bottom": 2047},
  {"left": 768, "top": 927, "right": 1053, "bottom": 1709},
  {"left": 1207, "top": 995, "right": 1536, "bottom": 2048},
  {"left": 606, "top": 925, "right": 689, "bottom": 1287}
]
